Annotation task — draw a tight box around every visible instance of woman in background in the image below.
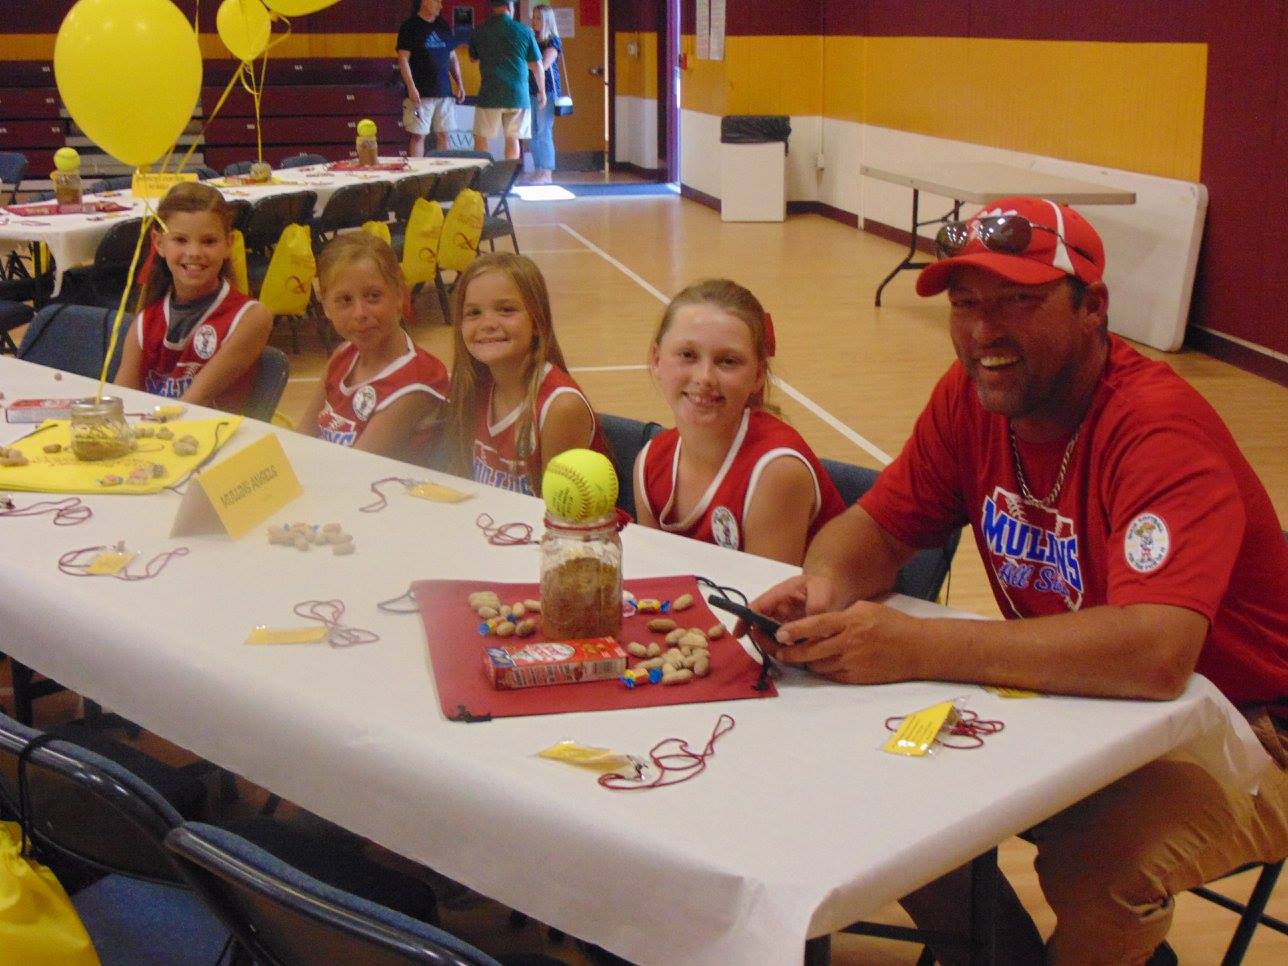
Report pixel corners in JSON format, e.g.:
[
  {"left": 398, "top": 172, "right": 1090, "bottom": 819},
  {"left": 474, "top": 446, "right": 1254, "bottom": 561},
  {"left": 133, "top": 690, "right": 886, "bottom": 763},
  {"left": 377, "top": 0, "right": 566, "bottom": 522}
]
[{"left": 526, "top": 3, "right": 562, "bottom": 184}]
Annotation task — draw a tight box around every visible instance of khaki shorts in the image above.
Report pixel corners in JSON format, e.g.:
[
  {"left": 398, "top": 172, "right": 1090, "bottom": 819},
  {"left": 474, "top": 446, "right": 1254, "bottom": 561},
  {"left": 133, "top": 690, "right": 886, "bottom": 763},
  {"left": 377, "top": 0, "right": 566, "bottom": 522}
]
[
  {"left": 472, "top": 107, "right": 531, "bottom": 140},
  {"left": 403, "top": 97, "right": 455, "bottom": 136}
]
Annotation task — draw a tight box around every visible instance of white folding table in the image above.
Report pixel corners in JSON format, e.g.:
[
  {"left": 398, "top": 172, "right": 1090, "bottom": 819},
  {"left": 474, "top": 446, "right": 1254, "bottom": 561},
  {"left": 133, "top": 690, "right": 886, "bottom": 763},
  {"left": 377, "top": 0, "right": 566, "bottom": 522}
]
[{"left": 0, "top": 358, "right": 1270, "bottom": 965}]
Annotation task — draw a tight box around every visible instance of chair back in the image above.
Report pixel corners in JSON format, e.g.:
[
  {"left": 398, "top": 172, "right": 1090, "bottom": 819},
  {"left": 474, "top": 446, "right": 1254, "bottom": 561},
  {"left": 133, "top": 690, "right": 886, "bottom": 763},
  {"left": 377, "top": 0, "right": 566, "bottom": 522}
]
[
  {"left": 473, "top": 159, "right": 521, "bottom": 206},
  {"left": 820, "top": 458, "right": 962, "bottom": 603},
  {"left": 388, "top": 173, "right": 439, "bottom": 224},
  {"left": 429, "top": 166, "right": 478, "bottom": 204},
  {"left": 0, "top": 150, "right": 28, "bottom": 203},
  {"left": 90, "top": 216, "right": 149, "bottom": 303},
  {"left": 90, "top": 175, "right": 136, "bottom": 193},
  {"left": 226, "top": 198, "right": 253, "bottom": 233},
  {"left": 166, "top": 823, "right": 504, "bottom": 966},
  {"left": 597, "top": 413, "right": 664, "bottom": 515},
  {"left": 0, "top": 711, "right": 183, "bottom": 884},
  {"left": 313, "top": 182, "right": 390, "bottom": 243},
  {"left": 191, "top": 165, "right": 221, "bottom": 181},
  {"left": 280, "top": 153, "right": 327, "bottom": 169},
  {"left": 18, "top": 303, "right": 128, "bottom": 379},
  {"left": 244, "top": 345, "right": 290, "bottom": 421},
  {"left": 224, "top": 160, "right": 256, "bottom": 177},
  {"left": 243, "top": 191, "right": 317, "bottom": 256}
]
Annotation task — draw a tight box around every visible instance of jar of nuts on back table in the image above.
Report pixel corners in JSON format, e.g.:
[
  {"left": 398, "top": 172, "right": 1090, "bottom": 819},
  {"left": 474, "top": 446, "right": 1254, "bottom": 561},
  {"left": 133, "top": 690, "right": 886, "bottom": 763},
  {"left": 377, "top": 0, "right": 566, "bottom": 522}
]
[{"left": 539, "top": 512, "right": 622, "bottom": 640}]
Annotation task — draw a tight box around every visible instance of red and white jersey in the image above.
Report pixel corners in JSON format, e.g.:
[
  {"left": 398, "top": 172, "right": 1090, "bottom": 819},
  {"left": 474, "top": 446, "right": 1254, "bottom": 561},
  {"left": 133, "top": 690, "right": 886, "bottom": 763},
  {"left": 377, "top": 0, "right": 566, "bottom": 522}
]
[
  {"left": 316, "top": 334, "right": 449, "bottom": 448},
  {"left": 860, "top": 336, "right": 1288, "bottom": 707},
  {"left": 135, "top": 280, "right": 260, "bottom": 411},
  {"left": 471, "top": 363, "right": 607, "bottom": 495},
  {"left": 638, "top": 408, "right": 846, "bottom": 552}
]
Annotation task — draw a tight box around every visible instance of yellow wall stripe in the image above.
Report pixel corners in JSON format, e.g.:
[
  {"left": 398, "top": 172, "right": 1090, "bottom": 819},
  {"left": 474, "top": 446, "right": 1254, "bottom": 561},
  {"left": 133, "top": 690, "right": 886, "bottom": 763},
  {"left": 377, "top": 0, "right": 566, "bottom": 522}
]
[{"left": 615, "top": 32, "right": 658, "bottom": 99}]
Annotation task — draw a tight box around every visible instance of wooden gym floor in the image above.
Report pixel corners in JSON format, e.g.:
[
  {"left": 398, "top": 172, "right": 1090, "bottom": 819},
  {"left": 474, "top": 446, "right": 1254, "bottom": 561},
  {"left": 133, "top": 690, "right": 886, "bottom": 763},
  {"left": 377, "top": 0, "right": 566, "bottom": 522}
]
[{"left": 11, "top": 192, "right": 1288, "bottom": 962}]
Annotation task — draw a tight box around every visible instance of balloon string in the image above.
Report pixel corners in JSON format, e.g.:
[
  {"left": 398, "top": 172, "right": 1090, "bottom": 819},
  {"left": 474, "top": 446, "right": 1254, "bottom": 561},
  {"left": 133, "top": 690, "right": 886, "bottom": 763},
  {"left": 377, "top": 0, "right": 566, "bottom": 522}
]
[{"left": 96, "top": 209, "right": 157, "bottom": 401}]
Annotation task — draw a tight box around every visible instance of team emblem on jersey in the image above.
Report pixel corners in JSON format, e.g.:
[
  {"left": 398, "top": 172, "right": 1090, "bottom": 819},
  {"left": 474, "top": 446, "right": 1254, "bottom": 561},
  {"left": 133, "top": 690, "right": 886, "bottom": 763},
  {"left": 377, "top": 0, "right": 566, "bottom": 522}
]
[
  {"left": 192, "top": 323, "right": 218, "bottom": 360},
  {"left": 1124, "top": 512, "right": 1169, "bottom": 573},
  {"left": 353, "top": 385, "right": 378, "bottom": 421},
  {"left": 710, "top": 505, "right": 740, "bottom": 549}
]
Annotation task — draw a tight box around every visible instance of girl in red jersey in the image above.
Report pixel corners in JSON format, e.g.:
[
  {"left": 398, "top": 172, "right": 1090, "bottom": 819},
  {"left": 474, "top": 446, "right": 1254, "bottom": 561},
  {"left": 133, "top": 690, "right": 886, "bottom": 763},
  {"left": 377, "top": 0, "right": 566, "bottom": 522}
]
[
  {"left": 297, "top": 233, "right": 449, "bottom": 461},
  {"left": 636, "top": 279, "right": 845, "bottom": 565},
  {"left": 440, "top": 252, "right": 607, "bottom": 495},
  {"left": 116, "top": 182, "right": 272, "bottom": 413}
]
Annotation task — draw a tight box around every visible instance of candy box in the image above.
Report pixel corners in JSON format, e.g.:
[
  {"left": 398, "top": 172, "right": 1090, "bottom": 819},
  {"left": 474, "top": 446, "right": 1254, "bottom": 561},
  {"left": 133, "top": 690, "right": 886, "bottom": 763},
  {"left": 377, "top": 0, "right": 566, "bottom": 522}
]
[
  {"left": 5, "top": 399, "right": 77, "bottom": 423},
  {"left": 484, "top": 637, "right": 627, "bottom": 690}
]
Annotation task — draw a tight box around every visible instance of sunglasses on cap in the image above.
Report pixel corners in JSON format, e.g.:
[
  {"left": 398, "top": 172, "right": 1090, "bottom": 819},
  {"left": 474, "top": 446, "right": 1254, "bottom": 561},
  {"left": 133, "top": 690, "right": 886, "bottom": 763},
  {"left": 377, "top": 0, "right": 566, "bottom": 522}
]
[{"left": 934, "top": 214, "right": 1096, "bottom": 265}]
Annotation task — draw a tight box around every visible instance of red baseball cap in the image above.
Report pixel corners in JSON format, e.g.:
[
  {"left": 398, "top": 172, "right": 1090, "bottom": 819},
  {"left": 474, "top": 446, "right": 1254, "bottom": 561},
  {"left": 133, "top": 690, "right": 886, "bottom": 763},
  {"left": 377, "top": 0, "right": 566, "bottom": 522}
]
[{"left": 915, "top": 196, "right": 1105, "bottom": 296}]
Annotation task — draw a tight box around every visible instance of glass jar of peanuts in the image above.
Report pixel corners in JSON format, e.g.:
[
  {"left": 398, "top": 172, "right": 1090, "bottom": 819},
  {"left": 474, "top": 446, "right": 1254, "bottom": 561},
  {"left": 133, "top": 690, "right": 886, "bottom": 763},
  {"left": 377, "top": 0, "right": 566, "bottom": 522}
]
[
  {"left": 69, "top": 396, "right": 133, "bottom": 461},
  {"left": 539, "top": 512, "right": 622, "bottom": 640}
]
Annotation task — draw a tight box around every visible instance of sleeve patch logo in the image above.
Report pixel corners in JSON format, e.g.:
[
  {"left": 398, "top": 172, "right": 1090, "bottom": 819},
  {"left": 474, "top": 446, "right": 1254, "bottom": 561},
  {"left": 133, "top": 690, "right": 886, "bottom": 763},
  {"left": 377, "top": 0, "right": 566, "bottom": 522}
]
[{"left": 1124, "top": 512, "right": 1170, "bottom": 573}]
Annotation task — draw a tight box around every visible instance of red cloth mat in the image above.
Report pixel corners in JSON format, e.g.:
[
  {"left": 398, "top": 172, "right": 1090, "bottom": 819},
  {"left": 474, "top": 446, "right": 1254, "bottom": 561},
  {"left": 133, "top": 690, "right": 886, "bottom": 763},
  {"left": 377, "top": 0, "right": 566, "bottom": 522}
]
[
  {"left": 412, "top": 575, "right": 776, "bottom": 721},
  {"left": 326, "top": 160, "right": 410, "bottom": 172}
]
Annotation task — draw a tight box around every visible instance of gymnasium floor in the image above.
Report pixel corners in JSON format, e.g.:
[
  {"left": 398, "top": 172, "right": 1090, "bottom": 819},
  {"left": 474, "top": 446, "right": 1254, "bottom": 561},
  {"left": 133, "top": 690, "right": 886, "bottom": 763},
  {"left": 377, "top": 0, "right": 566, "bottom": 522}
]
[{"left": 12, "top": 191, "right": 1288, "bottom": 963}]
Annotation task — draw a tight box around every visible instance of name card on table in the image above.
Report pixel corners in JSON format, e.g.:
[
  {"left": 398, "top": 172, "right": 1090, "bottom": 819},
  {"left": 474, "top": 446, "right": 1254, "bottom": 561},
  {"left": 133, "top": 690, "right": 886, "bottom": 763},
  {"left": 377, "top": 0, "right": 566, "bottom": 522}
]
[
  {"left": 132, "top": 171, "right": 198, "bottom": 199},
  {"left": 171, "top": 434, "right": 301, "bottom": 539}
]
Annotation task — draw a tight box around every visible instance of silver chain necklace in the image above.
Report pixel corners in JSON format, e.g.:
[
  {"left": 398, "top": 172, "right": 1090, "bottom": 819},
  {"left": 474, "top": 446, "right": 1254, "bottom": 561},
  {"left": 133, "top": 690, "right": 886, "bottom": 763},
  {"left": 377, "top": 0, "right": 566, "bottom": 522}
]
[{"left": 1009, "top": 426, "right": 1080, "bottom": 510}]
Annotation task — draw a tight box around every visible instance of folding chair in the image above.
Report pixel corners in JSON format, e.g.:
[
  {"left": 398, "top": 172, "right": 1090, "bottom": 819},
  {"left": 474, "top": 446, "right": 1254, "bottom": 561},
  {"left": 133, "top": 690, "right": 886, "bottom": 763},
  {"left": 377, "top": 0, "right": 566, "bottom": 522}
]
[
  {"left": 430, "top": 164, "right": 480, "bottom": 213},
  {"left": 1184, "top": 860, "right": 1288, "bottom": 965},
  {"left": 223, "top": 160, "right": 256, "bottom": 177},
  {"left": 596, "top": 413, "right": 664, "bottom": 516},
  {"left": 89, "top": 175, "right": 136, "bottom": 193},
  {"left": 243, "top": 345, "right": 290, "bottom": 422},
  {"left": 0, "top": 298, "right": 33, "bottom": 355},
  {"left": 388, "top": 172, "right": 440, "bottom": 225},
  {"left": 52, "top": 216, "right": 148, "bottom": 308},
  {"left": 17, "top": 302, "right": 128, "bottom": 379},
  {"left": 242, "top": 190, "right": 318, "bottom": 263},
  {"left": 0, "top": 149, "right": 28, "bottom": 203},
  {"left": 474, "top": 159, "right": 523, "bottom": 253},
  {"left": 312, "top": 181, "right": 391, "bottom": 248},
  {"left": 819, "top": 458, "right": 962, "bottom": 602},
  {"left": 167, "top": 823, "right": 560, "bottom": 966},
  {"left": 279, "top": 152, "right": 328, "bottom": 169}
]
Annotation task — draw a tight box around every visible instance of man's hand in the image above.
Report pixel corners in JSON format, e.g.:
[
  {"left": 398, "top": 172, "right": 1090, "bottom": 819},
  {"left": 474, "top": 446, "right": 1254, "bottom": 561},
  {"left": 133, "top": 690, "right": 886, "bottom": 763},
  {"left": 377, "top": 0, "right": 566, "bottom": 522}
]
[
  {"left": 773, "top": 600, "right": 921, "bottom": 684},
  {"left": 409, "top": 91, "right": 423, "bottom": 107},
  {"left": 741, "top": 574, "right": 847, "bottom": 655}
]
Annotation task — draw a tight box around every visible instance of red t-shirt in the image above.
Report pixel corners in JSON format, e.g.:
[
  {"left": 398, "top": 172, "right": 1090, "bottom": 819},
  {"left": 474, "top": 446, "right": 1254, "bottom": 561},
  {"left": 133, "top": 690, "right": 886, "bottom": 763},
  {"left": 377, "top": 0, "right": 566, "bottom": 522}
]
[
  {"left": 470, "top": 364, "right": 608, "bottom": 495},
  {"left": 135, "top": 280, "right": 260, "bottom": 412},
  {"left": 638, "top": 408, "right": 847, "bottom": 553},
  {"left": 316, "top": 334, "right": 449, "bottom": 449},
  {"left": 860, "top": 336, "right": 1288, "bottom": 706}
]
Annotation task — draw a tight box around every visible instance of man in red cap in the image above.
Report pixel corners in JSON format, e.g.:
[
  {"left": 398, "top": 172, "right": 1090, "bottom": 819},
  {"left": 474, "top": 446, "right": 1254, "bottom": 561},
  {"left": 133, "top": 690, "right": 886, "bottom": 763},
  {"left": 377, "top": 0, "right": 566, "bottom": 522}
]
[{"left": 750, "top": 196, "right": 1288, "bottom": 963}]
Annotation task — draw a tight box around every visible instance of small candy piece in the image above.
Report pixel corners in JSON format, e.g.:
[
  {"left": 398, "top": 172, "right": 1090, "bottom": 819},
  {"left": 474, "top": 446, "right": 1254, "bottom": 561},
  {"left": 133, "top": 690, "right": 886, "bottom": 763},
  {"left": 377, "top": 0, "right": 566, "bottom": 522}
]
[
  {"left": 645, "top": 642, "right": 662, "bottom": 658},
  {"left": 693, "top": 655, "right": 711, "bottom": 677},
  {"left": 620, "top": 674, "right": 638, "bottom": 689},
  {"left": 310, "top": 528, "right": 328, "bottom": 545},
  {"left": 42, "top": 443, "right": 62, "bottom": 453},
  {"left": 156, "top": 427, "right": 174, "bottom": 440},
  {"left": 126, "top": 466, "right": 151, "bottom": 485},
  {"left": 480, "top": 616, "right": 512, "bottom": 633},
  {"left": 332, "top": 542, "right": 355, "bottom": 556},
  {"left": 647, "top": 667, "right": 664, "bottom": 684},
  {"left": 97, "top": 474, "right": 122, "bottom": 486},
  {"left": 648, "top": 618, "right": 677, "bottom": 633},
  {"left": 515, "top": 618, "right": 537, "bottom": 637},
  {"left": 636, "top": 598, "right": 662, "bottom": 614},
  {"left": 707, "top": 624, "right": 727, "bottom": 640},
  {"left": 625, "top": 642, "right": 648, "bottom": 658},
  {"left": 523, "top": 598, "right": 541, "bottom": 612},
  {"left": 672, "top": 593, "right": 694, "bottom": 611}
]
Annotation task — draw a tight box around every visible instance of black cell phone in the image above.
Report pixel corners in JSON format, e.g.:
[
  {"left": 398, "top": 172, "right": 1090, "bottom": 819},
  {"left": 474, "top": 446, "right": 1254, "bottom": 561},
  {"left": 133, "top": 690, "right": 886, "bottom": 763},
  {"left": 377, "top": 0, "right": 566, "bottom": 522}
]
[{"left": 706, "top": 595, "right": 781, "bottom": 639}]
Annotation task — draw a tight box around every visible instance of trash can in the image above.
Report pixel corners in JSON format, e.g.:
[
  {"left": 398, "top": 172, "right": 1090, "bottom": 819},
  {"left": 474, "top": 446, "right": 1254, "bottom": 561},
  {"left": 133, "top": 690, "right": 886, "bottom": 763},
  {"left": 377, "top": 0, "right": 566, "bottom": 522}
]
[{"left": 719, "top": 115, "right": 790, "bottom": 222}]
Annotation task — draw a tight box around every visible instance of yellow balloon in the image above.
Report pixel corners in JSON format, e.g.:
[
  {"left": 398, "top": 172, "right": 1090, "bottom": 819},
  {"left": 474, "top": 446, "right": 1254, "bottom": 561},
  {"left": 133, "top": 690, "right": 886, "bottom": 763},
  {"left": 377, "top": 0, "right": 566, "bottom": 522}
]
[
  {"left": 54, "top": 0, "right": 201, "bottom": 168},
  {"left": 217, "top": 0, "right": 272, "bottom": 62},
  {"left": 262, "top": 0, "right": 341, "bottom": 15}
]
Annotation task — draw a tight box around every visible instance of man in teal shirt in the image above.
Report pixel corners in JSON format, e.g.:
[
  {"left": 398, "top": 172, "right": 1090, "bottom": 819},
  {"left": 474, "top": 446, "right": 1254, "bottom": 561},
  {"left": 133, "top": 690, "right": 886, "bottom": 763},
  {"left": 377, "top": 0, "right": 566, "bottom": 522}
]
[{"left": 469, "top": 0, "right": 546, "bottom": 160}]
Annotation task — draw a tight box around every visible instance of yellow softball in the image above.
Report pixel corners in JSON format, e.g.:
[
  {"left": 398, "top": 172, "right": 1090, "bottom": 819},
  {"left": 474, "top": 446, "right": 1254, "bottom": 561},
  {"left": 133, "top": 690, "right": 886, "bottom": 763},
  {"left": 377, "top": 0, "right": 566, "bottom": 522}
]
[{"left": 542, "top": 449, "right": 618, "bottom": 522}]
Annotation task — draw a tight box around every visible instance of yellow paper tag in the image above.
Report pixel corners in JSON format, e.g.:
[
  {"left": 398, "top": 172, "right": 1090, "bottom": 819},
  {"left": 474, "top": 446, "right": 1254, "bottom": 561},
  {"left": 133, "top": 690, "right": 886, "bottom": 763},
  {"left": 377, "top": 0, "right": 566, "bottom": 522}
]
[
  {"left": 182, "top": 434, "right": 303, "bottom": 539},
  {"left": 407, "top": 482, "right": 473, "bottom": 503},
  {"left": 882, "top": 700, "right": 958, "bottom": 757},
  {"left": 985, "top": 686, "right": 1042, "bottom": 699},
  {"left": 538, "top": 741, "right": 635, "bottom": 773},
  {"left": 131, "top": 171, "right": 197, "bottom": 199},
  {"left": 85, "top": 551, "right": 135, "bottom": 576},
  {"left": 149, "top": 404, "right": 186, "bottom": 422},
  {"left": 245, "top": 626, "right": 329, "bottom": 645}
]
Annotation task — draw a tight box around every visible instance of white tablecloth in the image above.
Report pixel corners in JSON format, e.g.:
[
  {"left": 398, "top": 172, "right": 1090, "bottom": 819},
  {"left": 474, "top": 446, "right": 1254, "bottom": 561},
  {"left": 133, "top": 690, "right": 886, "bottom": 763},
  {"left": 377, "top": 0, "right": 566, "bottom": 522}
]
[
  {"left": 0, "top": 359, "right": 1271, "bottom": 965},
  {"left": 0, "top": 157, "right": 485, "bottom": 295}
]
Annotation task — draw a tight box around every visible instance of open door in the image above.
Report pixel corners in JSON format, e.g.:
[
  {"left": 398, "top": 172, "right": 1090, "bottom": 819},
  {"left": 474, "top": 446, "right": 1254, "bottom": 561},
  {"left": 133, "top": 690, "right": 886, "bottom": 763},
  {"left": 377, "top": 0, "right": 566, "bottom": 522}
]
[{"left": 526, "top": 2, "right": 608, "bottom": 172}]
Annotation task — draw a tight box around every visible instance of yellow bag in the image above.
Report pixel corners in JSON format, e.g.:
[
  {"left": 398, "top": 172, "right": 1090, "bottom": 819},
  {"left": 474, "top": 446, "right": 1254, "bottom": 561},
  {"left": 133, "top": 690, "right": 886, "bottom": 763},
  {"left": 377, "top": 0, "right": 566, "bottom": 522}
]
[
  {"left": 437, "top": 188, "right": 485, "bottom": 272},
  {"left": 257, "top": 223, "right": 315, "bottom": 316},
  {"left": 361, "top": 220, "right": 392, "bottom": 247},
  {"left": 399, "top": 197, "right": 444, "bottom": 286},
  {"left": 228, "top": 229, "right": 249, "bottom": 295},
  {"left": 0, "top": 822, "right": 99, "bottom": 966}
]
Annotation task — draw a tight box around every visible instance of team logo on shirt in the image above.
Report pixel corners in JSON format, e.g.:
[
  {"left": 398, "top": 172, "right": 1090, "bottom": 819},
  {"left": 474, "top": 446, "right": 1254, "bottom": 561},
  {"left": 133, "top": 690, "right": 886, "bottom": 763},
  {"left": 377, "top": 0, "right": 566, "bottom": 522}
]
[
  {"left": 192, "top": 324, "right": 218, "bottom": 360},
  {"left": 981, "top": 488, "right": 1083, "bottom": 613},
  {"left": 352, "top": 385, "right": 378, "bottom": 421},
  {"left": 1124, "top": 513, "right": 1170, "bottom": 573},
  {"left": 317, "top": 405, "right": 358, "bottom": 447},
  {"left": 710, "top": 505, "right": 740, "bottom": 550},
  {"left": 145, "top": 362, "right": 201, "bottom": 399}
]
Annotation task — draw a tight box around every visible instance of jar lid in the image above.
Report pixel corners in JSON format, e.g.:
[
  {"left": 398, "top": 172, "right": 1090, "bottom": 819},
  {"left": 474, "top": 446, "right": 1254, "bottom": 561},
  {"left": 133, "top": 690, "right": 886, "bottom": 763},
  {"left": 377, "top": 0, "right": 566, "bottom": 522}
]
[
  {"left": 71, "top": 396, "right": 124, "bottom": 416},
  {"left": 543, "top": 508, "right": 629, "bottom": 533}
]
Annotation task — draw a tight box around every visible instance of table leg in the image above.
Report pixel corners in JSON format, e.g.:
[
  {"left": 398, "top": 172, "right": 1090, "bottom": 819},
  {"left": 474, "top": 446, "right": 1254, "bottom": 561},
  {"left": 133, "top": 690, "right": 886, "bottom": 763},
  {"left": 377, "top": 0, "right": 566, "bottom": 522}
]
[
  {"left": 30, "top": 241, "right": 48, "bottom": 308},
  {"left": 969, "top": 847, "right": 999, "bottom": 966},
  {"left": 874, "top": 189, "right": 925, "bottom": 307}
]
